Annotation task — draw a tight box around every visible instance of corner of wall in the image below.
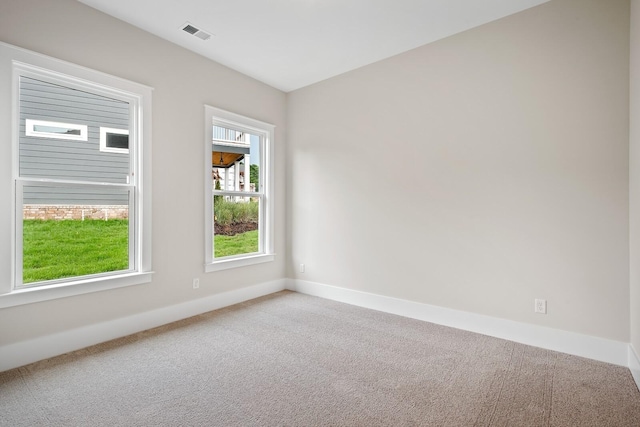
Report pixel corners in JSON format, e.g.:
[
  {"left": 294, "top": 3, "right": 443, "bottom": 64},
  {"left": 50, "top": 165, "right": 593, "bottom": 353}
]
[
  {"left": 630, "top": 0, "right": 640, "bottom": 371},
  {"left": 630, "top": 344, "right": 640, "bottom": 391}
]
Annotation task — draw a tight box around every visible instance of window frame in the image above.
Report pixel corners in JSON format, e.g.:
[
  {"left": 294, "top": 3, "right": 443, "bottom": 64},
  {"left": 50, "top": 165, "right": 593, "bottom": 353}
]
[
  {"left": 204, "top": 105, "right": 275, "bottom": 272},
  {"left": 0, "top": 42, "right": 153, "bottom": 308},
  {"left": 100, "top": 126, "right": 130, "bottom": 153}
]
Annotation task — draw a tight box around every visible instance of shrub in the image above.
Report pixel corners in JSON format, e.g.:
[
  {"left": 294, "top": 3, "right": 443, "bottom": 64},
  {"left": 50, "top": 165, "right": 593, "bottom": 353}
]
[{"left": 214, "top": 198, "right": 258, "bottom": 226}]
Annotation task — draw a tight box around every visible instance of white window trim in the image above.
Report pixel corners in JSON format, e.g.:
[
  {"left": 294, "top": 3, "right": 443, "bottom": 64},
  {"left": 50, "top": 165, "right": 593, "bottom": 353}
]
[
  {"left": 0, "top": 42, "right": 153, "bottom": 308},
  {"left": 204, "top": 105, "right": 275, "bottom": 272},
  {"left": 100, "top": 126, "right": 129, "bottom": 153},
  {"left": 25, "top": 118, "right": 88, "bottom": 141}
]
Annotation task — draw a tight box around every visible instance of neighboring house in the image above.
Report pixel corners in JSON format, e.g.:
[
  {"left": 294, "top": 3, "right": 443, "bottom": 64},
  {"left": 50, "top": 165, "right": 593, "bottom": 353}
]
[
  {"left": 20, "top": 76, "right": 130, "bottom": 219},
  {"left": 212, "top": 168, "right": 254, "bottom": 193},
  {"left": 212, "top": 126, "right": 253, "bottom": 196}
]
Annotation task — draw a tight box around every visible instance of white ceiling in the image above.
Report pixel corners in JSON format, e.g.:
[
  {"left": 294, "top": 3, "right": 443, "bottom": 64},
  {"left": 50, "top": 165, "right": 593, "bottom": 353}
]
[{"left": 78, "top": 0, "right": 550, "bottom": 92}]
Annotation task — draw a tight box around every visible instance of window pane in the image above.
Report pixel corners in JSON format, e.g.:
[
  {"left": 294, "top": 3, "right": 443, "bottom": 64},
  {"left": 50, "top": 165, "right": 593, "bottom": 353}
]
[
  {"left": 21, "top": 184, "right": 130, "bottom": 285},
  {"left": 213, "top": 125, "right": 244, "bottom": 142},
  {"left": 33, "top": 124, "right": 81, "bottom": 136},
  {"left": 211, "top": 125, "right": 262, "bottom": 259},
  {"left": 107, "top": 133, "right": 129, "bottom": 150},
  {"left": 20, "top": 76, "right": 130, "bottom": 184},
  {"left": 213, "top": 196, "right": 260, "bottom": 258},
  {"left": 212, "top": 126, "right": 260, "bottom": 192}
]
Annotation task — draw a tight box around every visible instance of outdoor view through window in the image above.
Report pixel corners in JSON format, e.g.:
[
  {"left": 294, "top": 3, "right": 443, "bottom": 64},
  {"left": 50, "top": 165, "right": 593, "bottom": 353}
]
[
  {"left": 18, "top": 76, "right": 132, "bottom": 285},
  {"left": 212, "top": 125, "right": 261, "bottom": 258}
]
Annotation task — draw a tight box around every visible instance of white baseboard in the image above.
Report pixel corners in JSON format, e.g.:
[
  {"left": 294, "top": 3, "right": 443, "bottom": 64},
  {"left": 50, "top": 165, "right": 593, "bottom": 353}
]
[
  {"left": 286, "top": 278, "right": 629, "bottom": 367},
  {"left": 0, "top": 279, "right": 286, "bottom": 373},
  {"left": 630, "top": 345, "right": 640, "bottom": 390},
  {"left": 3, "top": 277, "right": 634, "bottom": 376}
]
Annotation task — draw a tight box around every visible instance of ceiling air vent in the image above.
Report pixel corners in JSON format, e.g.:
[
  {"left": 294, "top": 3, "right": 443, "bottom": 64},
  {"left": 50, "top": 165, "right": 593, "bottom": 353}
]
[{"left": 181, "top": 23, "right": 212, "bottom": 41}]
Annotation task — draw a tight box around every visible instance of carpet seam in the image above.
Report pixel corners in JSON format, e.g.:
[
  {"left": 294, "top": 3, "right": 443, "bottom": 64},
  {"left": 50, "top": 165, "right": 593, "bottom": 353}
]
[
  {"left": 545, "top": 352, "right": 558, "bottom": 427},
  {"left": 486, "top": 341, "right": 516, "bottom": 426}
]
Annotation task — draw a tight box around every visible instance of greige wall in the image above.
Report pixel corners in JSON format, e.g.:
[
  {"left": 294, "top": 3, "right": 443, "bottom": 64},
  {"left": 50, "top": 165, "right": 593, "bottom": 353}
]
[
  {"left": 287, "top": 0, "right": 630, "bottom": 341},
  {"left": 631, "top": 0, "right": 640, "bottom": 355},
  {"left": 0, "top": 0, "right": 633, "bottom": 352},
  {"left": 0, "top": 0, "right": 287, "bottom": 345}
]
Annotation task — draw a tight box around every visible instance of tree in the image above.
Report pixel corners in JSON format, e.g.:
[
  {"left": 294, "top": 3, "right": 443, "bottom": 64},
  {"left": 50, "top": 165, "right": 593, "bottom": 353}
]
[
  {"left": 214, "top": 179, "right": 222, "bottom": 205},
  {"left": 250, "top": 164, "right": 259, "bottom": 191}
]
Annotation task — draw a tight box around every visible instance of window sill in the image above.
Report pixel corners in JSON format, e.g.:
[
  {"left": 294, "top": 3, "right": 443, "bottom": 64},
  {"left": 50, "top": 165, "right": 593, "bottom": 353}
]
[
  {"left": 205, "top": 253, "right": 275, "bottom": 272},
  {"left": 0, "top": 272, "right": 154, "bottom": 308}
]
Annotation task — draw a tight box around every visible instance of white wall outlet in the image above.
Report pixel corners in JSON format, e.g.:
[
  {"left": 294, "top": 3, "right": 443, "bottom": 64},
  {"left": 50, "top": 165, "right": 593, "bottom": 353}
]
[
  {"left": 300, "top": 263, "right": 305, "bottom": 273},
  {"left": 535, "top": 298, "right": 547, "bottom": 314},
  {"left": 193, "top": 278, "right": 200, "bottom": 289}
]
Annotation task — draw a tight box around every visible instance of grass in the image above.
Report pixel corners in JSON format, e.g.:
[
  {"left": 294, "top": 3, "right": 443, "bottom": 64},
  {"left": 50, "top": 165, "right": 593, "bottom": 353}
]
[
  {"left": 23, "top": 219, "right": 129, "bottom": 284},
  {"left": 22, "top": 218, "right": 259, "bottom": 282},
  {"left": 213, "top": 198, "right": 259, "bottom": 258},
  {"left": 214, "top": 230, "right": 258, "bottom": 258}
]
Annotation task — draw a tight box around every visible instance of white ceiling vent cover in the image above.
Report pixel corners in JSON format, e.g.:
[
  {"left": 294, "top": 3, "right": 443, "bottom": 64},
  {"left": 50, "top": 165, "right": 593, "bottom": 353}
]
[{"left": 181, "top": 23, "right": 212, "bottom": 41}]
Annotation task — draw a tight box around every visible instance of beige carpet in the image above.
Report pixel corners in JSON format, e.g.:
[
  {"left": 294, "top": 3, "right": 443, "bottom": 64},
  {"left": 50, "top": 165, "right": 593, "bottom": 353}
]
[{"left": 1, "top": 291, "right": 639, "bottom": 426}]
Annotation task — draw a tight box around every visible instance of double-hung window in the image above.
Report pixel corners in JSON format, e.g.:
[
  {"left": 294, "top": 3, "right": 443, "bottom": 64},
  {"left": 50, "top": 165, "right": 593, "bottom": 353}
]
[
  {"left": 204, "top": 106, "right": 274, "bottom": 271},
  {"left": 0, "top": 42, "right": 152, "bottom": 307}
]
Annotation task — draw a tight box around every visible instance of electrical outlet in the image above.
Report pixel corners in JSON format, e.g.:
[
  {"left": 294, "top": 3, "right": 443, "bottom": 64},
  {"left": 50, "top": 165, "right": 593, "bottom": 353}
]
[
  {"left": 300, "top": 263, "right": 305, "bottom": 273},
  {"left": 193, "top": 278, "right": 200, "bottom": 289},
  {"left": 535, "top": 298, "right": 547, "bottom": 314}
]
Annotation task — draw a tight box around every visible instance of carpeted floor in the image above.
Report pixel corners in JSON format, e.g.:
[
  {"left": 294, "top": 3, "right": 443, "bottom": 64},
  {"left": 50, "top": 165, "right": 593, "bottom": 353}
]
[{"left": 1, "top": 290, "right": 639, "bottom": 426}]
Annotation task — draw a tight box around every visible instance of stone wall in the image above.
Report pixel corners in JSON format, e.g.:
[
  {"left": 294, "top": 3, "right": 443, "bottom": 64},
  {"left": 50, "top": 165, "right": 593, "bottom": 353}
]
[{"left": 23, "top": 205, "right": 129, "bottom": 220}]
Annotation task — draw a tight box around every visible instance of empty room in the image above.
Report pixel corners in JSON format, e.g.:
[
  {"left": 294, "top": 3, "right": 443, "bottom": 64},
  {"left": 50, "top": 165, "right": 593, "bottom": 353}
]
[{"left": 1, "top": 0, "right": 640, "bottom": 425}]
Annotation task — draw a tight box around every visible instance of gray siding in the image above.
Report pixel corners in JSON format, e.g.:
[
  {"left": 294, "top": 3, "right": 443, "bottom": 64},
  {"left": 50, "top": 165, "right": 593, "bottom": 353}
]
[
  {"left": 24, "top": 184, "right": 130, "bottom": 205},
  {"left": 20, "top": 77, "right": 129, "bottom": 205}
]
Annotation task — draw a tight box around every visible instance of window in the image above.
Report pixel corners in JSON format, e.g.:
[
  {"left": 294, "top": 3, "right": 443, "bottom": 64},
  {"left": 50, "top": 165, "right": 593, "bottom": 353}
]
[
  {"left": 100, "top": 127, "right": 129, "bottom": 153},
  {"left": 204, "top": 106, "right": 274, "bottom": 271},
  {"left": 26, "top": 119, "right": 88, "bottom": 141},
  {"left": 0, "top": 42, "right": 152, "bottom": 308}
]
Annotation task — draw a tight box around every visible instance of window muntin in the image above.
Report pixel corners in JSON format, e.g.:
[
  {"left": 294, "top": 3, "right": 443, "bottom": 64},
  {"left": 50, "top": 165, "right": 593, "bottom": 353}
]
[
  {"left": 100, "top": 127, "right": 129, "bottom": 153},
  {"left": 204, "top": 106, "right": 274, "bottom": 271},
  {"left": 25, "top": 118, "right": 88, "bottom": 141}
]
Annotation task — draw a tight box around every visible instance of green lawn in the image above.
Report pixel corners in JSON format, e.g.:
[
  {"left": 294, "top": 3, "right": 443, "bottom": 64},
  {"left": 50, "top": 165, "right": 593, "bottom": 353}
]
[
  {"left": 22, "top": 219, "right": 259, "bottom": 283},
  {"left": 214, "top": 230, "right": 258, "bottom": 258},
  {"left": 23, "top": 219, "right": 129, "bottom": 284}
]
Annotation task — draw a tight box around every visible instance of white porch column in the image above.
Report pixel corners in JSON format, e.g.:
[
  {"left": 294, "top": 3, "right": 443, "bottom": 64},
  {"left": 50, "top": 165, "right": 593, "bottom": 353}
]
[
  {"left": 244, "top": 154, "right": 251, "bottom": 192},
  {"left": 234, "top": 162, "right": 241, "bottom": 192},
  {"left": 233, "top": 161, "right": 240, "bottom": 202},
  {"left": 223, "top": 168, "right": 228, "bottom": 191}
]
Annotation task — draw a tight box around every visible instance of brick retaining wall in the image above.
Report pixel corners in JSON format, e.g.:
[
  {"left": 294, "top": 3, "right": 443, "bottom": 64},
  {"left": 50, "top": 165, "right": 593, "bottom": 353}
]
[{"left": 23, "top": 205, "right": 129, "bottom": 220}]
